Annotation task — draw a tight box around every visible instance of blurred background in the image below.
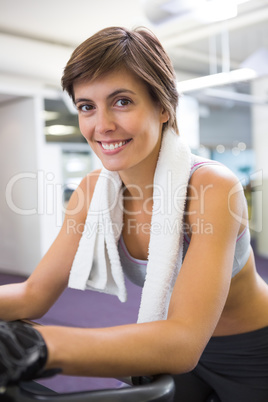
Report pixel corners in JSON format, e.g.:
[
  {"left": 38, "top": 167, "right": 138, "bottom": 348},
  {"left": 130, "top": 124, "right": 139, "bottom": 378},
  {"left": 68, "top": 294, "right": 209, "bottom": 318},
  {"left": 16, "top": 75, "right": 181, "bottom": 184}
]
[
  {"left": 1, "top": 0, "right": 267, "bottom": 276},
  {"left": 0, "top": 0, "right": 268, "bottom": 391},
  {"left": 0, "top": 0, "right": 267, "bottom": 284}
]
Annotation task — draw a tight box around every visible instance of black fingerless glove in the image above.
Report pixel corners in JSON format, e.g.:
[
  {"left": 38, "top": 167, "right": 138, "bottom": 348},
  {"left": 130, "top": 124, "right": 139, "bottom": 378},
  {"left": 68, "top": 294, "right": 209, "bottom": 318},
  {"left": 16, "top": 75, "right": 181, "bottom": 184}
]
[{"left": 0, "top": 320, "right": 61, "bottom": 387}]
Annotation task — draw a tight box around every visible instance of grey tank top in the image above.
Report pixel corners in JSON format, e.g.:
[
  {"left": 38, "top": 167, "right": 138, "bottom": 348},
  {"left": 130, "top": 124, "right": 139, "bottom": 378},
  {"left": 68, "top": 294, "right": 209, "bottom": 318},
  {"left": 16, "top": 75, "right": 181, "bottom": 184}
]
[{"left": 118, "top": 157, "right": 251, "bottom": 288}]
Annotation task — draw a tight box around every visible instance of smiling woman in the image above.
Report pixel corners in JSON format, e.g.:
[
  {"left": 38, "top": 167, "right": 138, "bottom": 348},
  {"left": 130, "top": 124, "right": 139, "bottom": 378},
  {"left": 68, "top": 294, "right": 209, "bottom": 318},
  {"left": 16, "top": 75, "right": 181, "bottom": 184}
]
[
  {"left": 72, "top": 68, "right": 168, "bottom": 173},
  {"left": 1, "top": 26, "right": 268, "bottom": 402}
]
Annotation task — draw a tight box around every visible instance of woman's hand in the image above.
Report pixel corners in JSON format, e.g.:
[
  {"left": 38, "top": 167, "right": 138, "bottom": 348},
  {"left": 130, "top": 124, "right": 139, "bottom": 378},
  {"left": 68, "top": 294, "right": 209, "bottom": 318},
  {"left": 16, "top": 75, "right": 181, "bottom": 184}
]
[{"left": 0, "top": 320, "right": 60, "bottom": 387}]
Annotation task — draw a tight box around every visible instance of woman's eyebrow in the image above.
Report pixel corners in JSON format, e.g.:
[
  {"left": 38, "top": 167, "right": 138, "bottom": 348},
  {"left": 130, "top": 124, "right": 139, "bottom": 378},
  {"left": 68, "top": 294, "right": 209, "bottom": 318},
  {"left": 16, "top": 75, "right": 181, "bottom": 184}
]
[
  {"left": 107, "top": 89, "right": 136, "bottom": 99},
  {"left": 75, "top": 98, "right": 91, "bottom": 105},
  {"left": 75, "top": 89, "right": 136, "bottom": 105}
]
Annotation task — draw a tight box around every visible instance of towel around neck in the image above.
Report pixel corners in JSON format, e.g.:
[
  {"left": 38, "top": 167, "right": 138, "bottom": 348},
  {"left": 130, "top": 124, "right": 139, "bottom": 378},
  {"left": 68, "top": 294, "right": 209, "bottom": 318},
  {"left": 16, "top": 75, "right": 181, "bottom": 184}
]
[{"left": 68, "top": 129, "right": 191, "bottom": 323}]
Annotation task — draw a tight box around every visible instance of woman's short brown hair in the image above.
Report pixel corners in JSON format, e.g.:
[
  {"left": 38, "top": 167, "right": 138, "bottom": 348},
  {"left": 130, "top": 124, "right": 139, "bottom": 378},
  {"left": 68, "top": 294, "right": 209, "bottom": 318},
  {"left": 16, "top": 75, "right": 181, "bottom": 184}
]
[{"left": 61, "top": 26, "right": 179, "bottom": 133}]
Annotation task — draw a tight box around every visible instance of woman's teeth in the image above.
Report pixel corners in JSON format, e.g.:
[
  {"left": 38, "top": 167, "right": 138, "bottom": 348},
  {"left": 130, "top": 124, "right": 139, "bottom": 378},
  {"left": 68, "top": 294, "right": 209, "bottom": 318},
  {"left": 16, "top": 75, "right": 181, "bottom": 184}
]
[{"left": 101, "top": 141, "right": 126, "bottom": 150}]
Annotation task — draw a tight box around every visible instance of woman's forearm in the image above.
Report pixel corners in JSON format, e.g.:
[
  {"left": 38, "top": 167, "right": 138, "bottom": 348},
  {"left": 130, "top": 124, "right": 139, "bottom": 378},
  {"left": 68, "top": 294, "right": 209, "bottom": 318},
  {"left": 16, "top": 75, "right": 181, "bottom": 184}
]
[
  {"left": 0, "top": 278, "right": 54, "bottom": 321},
  {"left": 36, "top": 321, "right": 197, "bottom": 378},
  {"left": 0, "top": 282, "right": 29, "bottom": 321}
]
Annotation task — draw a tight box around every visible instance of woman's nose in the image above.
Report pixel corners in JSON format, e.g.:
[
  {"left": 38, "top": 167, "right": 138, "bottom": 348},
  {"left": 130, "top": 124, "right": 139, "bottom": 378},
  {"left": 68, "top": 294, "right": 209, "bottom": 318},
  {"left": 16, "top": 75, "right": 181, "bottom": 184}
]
[{"left": 95, "top": 108, "right": 116, "bottom": 135}]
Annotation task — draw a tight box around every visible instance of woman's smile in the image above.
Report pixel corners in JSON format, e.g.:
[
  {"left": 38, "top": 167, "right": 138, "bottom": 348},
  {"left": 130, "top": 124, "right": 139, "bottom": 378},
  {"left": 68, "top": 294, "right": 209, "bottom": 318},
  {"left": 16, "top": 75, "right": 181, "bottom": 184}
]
[{"left": 98, "top": 138, "right": 133, "bottom": 152}]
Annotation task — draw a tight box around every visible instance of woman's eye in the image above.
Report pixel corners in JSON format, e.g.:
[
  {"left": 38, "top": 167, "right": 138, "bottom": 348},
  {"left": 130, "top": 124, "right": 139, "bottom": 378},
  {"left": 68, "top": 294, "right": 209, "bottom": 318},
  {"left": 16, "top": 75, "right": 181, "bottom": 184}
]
[
  {"left": 78, "top": 104, "right": 93, "bottom": 112},
  {"left": 115, "top": 99, "right": 131, "bottom": 107}
]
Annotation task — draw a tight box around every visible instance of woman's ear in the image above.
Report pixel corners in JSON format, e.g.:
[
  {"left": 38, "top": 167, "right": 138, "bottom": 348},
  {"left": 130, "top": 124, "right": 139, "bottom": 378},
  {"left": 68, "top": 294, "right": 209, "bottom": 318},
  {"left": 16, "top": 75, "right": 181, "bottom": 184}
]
[{"left": 160, "top": 108, "right": 170, "bottom": 124}]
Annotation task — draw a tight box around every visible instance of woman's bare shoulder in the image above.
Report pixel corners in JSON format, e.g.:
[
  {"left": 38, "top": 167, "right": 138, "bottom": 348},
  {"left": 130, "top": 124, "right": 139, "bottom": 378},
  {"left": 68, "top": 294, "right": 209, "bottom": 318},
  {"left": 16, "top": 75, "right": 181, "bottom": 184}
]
[
  {"left": 187, "top": 161, "right": 245, "bottom": 232},
  {"left": 189, "top": 159, "right": 242, "bottom": 197}
]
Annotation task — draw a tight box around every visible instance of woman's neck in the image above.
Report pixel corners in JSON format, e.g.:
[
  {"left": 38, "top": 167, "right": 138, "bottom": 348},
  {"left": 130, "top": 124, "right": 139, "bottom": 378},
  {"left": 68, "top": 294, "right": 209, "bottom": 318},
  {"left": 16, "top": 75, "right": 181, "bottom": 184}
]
[
  {"left": 119, "top": 135, "right": 162, "bottom": 201},
  {"left": 119, "top": 157, "right": 157, "bottom": 202}
]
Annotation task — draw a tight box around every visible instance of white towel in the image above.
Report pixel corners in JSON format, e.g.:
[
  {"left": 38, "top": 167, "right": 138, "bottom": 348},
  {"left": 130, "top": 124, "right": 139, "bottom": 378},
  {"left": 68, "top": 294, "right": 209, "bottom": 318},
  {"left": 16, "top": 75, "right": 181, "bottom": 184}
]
[{"left": 68, "top": 129, "right": 191, "bottom": 323}]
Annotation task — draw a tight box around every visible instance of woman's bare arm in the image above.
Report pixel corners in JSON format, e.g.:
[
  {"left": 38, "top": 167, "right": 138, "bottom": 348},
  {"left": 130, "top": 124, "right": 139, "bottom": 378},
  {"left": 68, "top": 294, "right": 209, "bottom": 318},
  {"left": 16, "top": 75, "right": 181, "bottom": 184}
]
[
  {"left": 0, "top": 171, "right": 100, "bottom": 321},
  {"left": 35, "top": 166, "right": 245, "bottom": 378}
]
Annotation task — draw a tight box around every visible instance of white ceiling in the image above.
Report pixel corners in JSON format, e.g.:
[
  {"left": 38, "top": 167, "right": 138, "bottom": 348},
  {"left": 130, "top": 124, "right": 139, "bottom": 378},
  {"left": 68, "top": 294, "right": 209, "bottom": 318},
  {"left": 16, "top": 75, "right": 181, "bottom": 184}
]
[
  {"left": 0, "top": 0, "right": 146, "bottom": 47},
  {"left": 1, "top": 0, "right": 267, "bottom": 149},
  {"left": 0, "top": 0, "right": 268, "bottom": 80}
]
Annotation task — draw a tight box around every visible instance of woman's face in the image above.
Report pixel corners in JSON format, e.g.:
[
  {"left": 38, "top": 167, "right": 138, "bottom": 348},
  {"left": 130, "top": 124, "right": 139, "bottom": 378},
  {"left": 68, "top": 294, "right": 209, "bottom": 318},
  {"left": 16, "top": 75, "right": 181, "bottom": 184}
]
[{"left": 73, "top": 69, "right": 168, "bottom": 174}]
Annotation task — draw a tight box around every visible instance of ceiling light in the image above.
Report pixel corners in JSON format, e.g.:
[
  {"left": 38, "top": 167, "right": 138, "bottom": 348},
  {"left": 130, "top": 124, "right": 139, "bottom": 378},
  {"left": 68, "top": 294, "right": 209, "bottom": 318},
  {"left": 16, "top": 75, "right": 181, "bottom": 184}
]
[
  {"left": 45, "top": 125, "right": 78, "bottom": 136},
  {"left": 177, "top": 68, "right": 257, "bottom": 93},
  {"left": 147, "top": 0, "right": 238, "bottom": 24},
  {"left": 193, "top": 0, "right": 237, "bottom": 22},
  {"left": 236, "top": 0, "right": 252, "bottom": 4}
]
